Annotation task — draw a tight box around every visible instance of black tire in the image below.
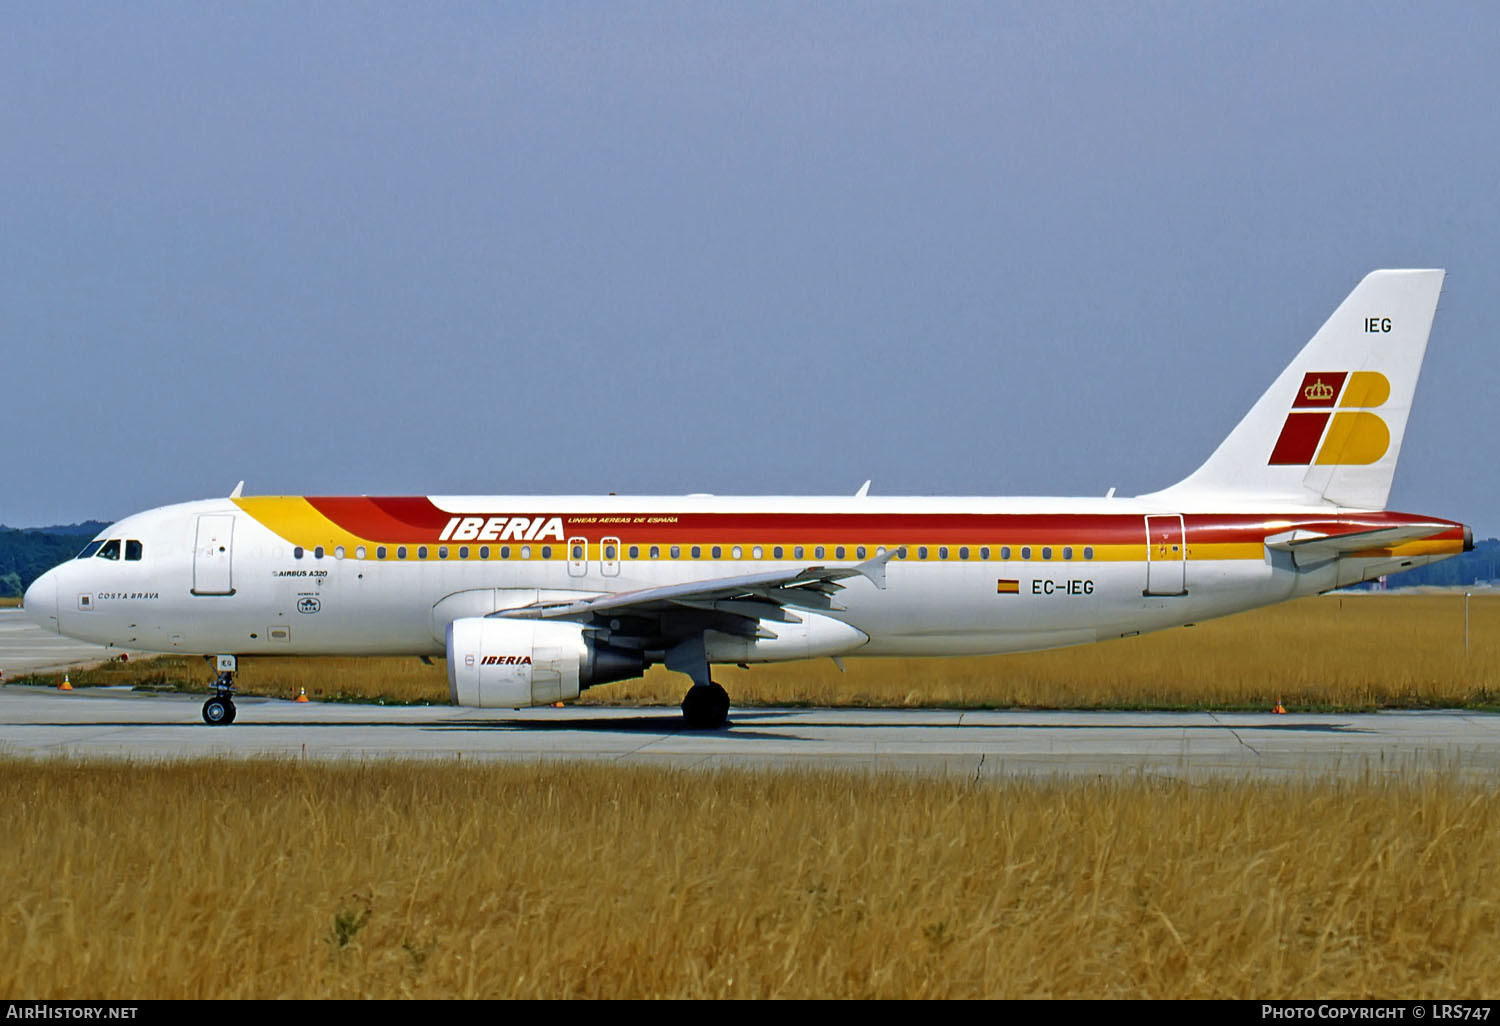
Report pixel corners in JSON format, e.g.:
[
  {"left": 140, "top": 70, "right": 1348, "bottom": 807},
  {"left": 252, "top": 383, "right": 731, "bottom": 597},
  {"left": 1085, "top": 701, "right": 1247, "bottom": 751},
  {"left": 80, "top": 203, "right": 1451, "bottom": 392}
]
[
  {"left": 681, "top": 682, "right": 730, "bottom": 729},
  {"left": 203, "top": 697, "right": 232, "bottom": 725},
  {"left": 223, "top": 700, "right": 237, "bottom": 725}
]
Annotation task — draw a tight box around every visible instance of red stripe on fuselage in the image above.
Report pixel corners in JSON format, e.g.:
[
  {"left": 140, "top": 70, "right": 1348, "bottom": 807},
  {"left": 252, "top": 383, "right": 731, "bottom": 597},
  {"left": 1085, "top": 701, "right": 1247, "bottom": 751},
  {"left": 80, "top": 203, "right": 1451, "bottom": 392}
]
[{"left": 291, "top": 500, "right": 1465, "bottom": 548}]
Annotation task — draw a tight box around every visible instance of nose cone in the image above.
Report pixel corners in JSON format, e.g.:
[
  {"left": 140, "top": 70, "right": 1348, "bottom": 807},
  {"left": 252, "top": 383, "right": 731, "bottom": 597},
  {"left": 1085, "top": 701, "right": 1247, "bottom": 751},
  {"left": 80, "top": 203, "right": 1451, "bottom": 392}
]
[{"left": 23, "top": 571, "right": 59, "bottom": 634}]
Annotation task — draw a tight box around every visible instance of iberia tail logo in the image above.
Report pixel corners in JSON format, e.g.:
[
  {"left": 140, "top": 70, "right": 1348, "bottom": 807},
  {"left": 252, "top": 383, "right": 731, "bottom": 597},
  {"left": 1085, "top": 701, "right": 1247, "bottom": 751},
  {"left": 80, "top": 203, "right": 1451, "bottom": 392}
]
[{"left": 1268, "top": 371, "right": 1391, "bottom": 465}]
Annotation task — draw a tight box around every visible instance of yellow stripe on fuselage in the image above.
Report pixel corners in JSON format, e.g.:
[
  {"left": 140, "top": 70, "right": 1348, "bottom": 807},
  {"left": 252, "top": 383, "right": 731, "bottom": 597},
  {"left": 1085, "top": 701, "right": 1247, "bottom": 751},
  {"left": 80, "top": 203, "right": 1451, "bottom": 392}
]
[{"left": 233, "top": 497, "right": 378, "bottom": 549}]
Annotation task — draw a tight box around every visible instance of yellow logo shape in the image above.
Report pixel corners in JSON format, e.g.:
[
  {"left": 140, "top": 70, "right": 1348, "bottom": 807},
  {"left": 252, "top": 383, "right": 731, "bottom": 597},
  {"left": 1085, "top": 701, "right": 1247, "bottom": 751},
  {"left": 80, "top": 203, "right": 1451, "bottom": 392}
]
[{"left": 1316, "top": 372, "right": 1390, "bottom": 465}]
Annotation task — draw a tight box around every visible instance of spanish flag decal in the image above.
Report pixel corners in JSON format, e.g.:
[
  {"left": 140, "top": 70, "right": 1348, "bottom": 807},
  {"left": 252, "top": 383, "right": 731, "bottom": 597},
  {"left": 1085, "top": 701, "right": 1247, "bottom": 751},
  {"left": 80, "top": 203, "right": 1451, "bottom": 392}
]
[
  {"left": 996, "top": 579, "right": 1020, "bottom": 594},
  {"left": 1268, "top": 371, "right": 1391, "bottom": 466}
]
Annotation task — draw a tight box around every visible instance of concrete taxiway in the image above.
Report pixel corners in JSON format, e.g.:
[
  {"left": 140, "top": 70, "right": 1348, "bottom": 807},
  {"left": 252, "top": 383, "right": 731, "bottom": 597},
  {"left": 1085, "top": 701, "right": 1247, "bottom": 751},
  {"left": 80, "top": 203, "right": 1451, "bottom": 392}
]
[
  {"left": 2, "top": 684, "right": 1497, "bottom": 779},
  {"left": 0, "top": 608, "right": 140, "bottom": 677}
]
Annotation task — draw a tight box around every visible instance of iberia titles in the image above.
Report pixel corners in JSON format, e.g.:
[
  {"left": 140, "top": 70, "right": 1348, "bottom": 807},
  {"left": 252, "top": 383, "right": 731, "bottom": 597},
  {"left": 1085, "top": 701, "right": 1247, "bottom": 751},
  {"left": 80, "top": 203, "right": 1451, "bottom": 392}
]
[{"left": 438, "top": 516, "right": 567, "bottom": 542}]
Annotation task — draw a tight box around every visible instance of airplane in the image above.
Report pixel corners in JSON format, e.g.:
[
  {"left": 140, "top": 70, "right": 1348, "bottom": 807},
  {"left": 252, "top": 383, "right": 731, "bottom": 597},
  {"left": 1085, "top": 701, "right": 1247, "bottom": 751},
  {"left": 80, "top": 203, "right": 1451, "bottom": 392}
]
[{"left": 22, "top": 269, "right": 1470, "bottom": 728}]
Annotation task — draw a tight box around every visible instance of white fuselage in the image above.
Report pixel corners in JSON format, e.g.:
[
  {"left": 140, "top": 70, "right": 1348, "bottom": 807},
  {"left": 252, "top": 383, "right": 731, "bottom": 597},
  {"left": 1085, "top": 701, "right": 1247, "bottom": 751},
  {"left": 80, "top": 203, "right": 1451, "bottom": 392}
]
[{"left": 23, "top": 494, "right": 1465, "bottom": 668}]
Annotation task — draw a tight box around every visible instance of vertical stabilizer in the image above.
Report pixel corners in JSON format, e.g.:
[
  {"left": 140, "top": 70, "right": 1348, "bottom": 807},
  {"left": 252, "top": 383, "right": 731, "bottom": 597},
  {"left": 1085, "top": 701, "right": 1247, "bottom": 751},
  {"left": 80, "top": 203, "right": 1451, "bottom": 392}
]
[{"left": 1143, "top": 269, "right": 1444, "bottom": 510}]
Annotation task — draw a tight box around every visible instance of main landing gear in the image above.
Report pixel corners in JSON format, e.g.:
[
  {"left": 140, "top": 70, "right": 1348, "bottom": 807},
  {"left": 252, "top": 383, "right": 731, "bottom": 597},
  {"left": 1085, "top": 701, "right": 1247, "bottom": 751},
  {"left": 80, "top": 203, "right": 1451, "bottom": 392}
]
[
  {"left": 203, "top": 655, "right": 238, "bottom": 725},
  {"left": 681, "top": 682, "right": 730, "bottom": 730},
  {"left": 666, "top": 637, "right": 731, "bottom": 730}
]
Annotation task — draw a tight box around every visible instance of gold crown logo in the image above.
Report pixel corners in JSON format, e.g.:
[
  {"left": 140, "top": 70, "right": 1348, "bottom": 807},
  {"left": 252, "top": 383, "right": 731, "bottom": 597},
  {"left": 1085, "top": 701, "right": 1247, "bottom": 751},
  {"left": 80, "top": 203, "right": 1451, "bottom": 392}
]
[{"left": 1303, "top": 379, "right": 1335, "bottom": 401}]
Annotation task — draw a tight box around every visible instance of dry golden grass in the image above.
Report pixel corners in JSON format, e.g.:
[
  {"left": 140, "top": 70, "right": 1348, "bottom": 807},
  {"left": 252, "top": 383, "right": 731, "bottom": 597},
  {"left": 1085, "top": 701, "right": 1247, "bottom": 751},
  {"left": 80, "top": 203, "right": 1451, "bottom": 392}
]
[
  {"left": 34, "top": 593, "right": 1500, "bottom": 711},
  {"left": 0, "top": 595, "right": 21, "bottom": 608},
  {"left": 2, "top": 759, "right": 1496, "bottom": 999}
]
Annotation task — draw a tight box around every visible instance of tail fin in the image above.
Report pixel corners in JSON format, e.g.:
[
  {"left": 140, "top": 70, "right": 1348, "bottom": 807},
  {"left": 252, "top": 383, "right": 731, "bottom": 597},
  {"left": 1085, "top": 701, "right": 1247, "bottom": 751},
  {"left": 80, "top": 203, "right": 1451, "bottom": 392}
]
[{"left": 1144, "top": 269, "right": 1445, "bottom": 510}]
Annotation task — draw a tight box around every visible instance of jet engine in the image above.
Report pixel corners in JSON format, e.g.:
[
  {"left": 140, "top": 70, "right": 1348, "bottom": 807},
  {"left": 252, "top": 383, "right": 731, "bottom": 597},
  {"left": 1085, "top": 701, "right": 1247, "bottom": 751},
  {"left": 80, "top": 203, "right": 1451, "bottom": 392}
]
[{"left": 446, "top": 617, "right": 644, "bottom": 708}]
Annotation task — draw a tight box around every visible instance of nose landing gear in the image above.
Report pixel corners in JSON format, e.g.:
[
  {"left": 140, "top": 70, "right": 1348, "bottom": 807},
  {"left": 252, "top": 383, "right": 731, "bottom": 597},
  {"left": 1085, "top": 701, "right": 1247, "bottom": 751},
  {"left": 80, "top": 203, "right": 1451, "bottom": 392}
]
[{"left": 202, "top": 655, "right": 238, "bottom": 725}]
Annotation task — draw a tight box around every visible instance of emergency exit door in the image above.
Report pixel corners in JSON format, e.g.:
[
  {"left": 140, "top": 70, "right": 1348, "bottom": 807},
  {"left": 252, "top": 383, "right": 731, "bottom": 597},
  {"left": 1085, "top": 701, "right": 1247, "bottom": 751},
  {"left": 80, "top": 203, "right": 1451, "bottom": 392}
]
[
  {"left": 192, "top": 514, "right": 236, "bottom": 596},
  {"left": 1143, "top": 514, "right": 1187, "bottom": 596}
]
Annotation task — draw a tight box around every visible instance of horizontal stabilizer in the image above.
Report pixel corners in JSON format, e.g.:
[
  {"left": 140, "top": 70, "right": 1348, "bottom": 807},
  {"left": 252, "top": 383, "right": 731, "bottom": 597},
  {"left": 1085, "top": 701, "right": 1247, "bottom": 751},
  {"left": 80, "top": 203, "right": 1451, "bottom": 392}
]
[{"left": 1263, "top": 524, "right": 1443, "bottom": 566}]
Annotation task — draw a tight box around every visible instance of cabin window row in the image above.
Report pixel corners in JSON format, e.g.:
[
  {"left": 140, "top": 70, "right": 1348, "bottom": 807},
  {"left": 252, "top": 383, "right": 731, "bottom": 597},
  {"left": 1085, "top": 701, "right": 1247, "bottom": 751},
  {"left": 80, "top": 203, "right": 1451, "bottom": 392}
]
[{"left": 290, "top": 543, "right": 1097, "bottom": 562}]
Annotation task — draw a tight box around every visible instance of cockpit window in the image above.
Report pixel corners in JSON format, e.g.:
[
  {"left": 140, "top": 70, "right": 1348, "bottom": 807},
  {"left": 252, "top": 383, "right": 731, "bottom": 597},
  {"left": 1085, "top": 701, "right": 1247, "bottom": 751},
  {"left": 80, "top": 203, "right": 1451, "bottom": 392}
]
[
  {"left": 76, "top": 540, "right": 104, "bottom": 559},
  {"left": 125, "top": 540, "right": 143, "bottom": 561},
  {"left": 96, "top": 539, "right": 121, "bottom": 560}
]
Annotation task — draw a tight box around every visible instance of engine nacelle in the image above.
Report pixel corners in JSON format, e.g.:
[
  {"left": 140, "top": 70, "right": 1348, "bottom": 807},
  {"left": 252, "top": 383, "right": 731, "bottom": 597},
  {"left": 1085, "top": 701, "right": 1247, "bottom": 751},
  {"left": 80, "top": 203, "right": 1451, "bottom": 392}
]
[{"left": 446, "top": 617, "right": 644, "bottom": 708}]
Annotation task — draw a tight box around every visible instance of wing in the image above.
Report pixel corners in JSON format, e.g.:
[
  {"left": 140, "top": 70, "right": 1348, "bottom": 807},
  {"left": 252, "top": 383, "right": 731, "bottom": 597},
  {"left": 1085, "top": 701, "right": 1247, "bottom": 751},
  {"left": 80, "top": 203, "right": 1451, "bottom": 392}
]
[{"left": 490, "top": 548, "right": 901, "bottom": 682}]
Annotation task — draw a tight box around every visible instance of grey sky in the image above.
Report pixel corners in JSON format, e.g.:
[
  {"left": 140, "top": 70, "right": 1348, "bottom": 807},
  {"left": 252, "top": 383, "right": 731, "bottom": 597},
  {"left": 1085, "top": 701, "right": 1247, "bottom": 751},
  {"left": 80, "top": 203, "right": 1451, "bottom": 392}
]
[{"left": 3, "top": 2, "right": 1496, "bottom": 532}]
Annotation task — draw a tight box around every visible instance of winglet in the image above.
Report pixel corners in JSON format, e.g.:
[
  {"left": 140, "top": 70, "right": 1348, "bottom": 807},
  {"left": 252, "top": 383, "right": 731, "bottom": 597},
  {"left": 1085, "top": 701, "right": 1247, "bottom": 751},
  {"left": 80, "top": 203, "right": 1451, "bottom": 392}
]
[
  {"left": 852, "top": 547, "right": 901, "bottom": 590},
  {"left": 855, "top": 480, "right": 871, "bottom": 498},
  {"left": 229, "top": 481, "right": 244, "bottom": 499}
]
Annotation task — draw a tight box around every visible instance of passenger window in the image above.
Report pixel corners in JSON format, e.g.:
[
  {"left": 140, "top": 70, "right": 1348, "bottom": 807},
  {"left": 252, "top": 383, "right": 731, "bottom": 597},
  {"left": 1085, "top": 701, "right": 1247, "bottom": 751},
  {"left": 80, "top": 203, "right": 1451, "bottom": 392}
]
[
  {"left": 980, "top": 547, "right": 990, "bottom": 560},
  {"left": 918, "top": 546, "right": 928, "bottom": 560},
  {"left": 857, "top": 546, "right": 867, "bottom": 559},
  {"left": 125, "top": 540, "right": 143, "bottom": 561},
  {"left": 1001, "top": 546, "right": 1011, "bottom": 559},
  {"left": 835, "top": 546, "right": 845, "bottom": 559},
  {"left": 417, "top": 546, "right": 428, "bottom": 559},
  {"left": 294, "top": 546, "right": 305, "bottom": 560},
  {"left": 377, "top": 546, "right": 387, "bottom": 559},
  {"left": 958, "top": 547, "right": 969, "bottom": 560},
  {"left": 628, "top": 545, "right": 638, "bottom": 559},
  {"left": 773, "top": 546, "right": 784, "bottom": 559},
  {"left": 479, "top": 546, "right": 489, "bottom": 559},
  {"left": 648, "top": 545, "right": 659, "bottom": 559},
  {"left": 1084, "top": 546, "right": 1094, "bottom": 560},
  {"left": 572, "top": 544, "right": 584, "bottom": 560},
  {"left": 794, "top": 546, "right": 805, "bottom": 559},
  {"left": 335, "top": 546, "right": 346, "bottom": 560},
  {"left": 691, "top": 546, "right": 702, "bottom": 559},
  {"left": 711, "top": 546, "right": 722, "bottom": 559},
  {"left": 520, "top": 545, "right": 531, "bottom": 559},
  {"left": 500, "top": 546, "right": 511, "bottom": 559},
  {"left": 752, "top": 546, "right": 763, "bottom": 559},
  {"left": 96, "top": 539, "right": 121, "bottom": 560},
  {"left": 315, "top": 546, "right": 325, "bottom": 559},
  {"left": 939, "top": 546, "right": 949, "bottom": 560},
  {"left": 76, "top": 541, "right": 104, "bottom": 559},
  {"left": 459, "top": 546, "right": 469, "bottom": 559},
  {"left": 541, "top": 545, "right": 552, "bottom": 559},
  {"left": 606, "top": 544, "right": 618, "bottom": 560},
  {"left": 732, "top": 546, "right": 742, "bottom": 559},
  {"left": 397, "top": 546, "right": 408, "bottom": 559},
  {"left": 1042, "top": 547, "right": 1052, "bottom": 560},
  {"left": 438, "top": 546, "right": 448, "bottom": 559},
  {"left": 1021, "top": 547, "right": 1031, "bottom": 560},
  {"left": 1062, "top": 546, "right": 1073, "bottom": 560},
  {"left": 671, "top": 545, "right": 681, "bottom": 559},
  {"left": 815, "top": 546, "right": 826, "bottom": 559}
]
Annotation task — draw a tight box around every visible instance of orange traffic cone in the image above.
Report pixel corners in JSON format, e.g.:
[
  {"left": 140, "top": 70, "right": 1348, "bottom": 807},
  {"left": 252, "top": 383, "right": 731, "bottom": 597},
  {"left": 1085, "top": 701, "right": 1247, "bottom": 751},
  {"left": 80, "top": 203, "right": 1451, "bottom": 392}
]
[
  {"left": 295, "top": 688, "right": 309, "bottom": 703},
  {"left": 1272, "top": 698, "right": 1286, "bottom": 714},
  {"left": 59, "top": 673, "right": 73, "bottom": 692}
]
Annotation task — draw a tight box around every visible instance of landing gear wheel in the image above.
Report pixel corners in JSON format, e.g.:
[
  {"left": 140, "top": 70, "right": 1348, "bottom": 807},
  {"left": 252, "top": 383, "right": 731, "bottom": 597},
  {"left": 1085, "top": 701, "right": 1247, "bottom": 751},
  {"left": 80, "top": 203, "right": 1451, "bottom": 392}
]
[
  {"left": 203, "top": 696, "right": 234, "bottom": 725},
  {"left": 203, "top": 667, "right": 238, "bottom": 725},
  {"left": 681, "top": 682, "right": 730, "bottom": 730}
]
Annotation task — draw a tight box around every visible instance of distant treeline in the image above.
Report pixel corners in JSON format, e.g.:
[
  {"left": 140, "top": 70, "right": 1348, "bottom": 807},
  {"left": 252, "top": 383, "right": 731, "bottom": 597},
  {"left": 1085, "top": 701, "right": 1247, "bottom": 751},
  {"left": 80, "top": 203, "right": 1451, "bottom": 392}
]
[
  {"left": 0, "top": 522, "right": 1494, "bottom": 598},
  {"left": 0, "top": 523, "right": 109, "bottom": 596}
]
